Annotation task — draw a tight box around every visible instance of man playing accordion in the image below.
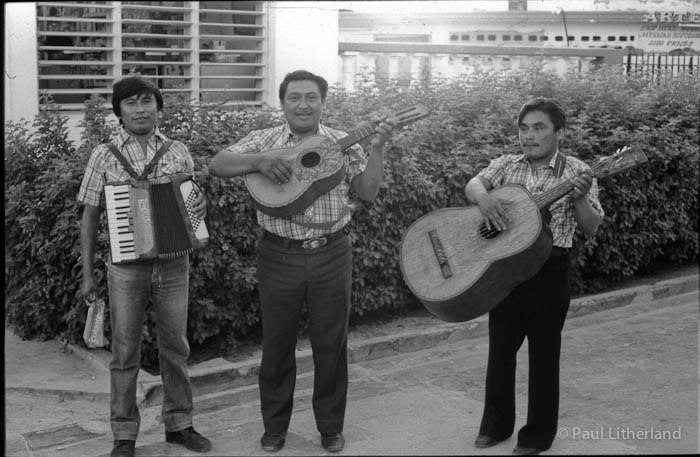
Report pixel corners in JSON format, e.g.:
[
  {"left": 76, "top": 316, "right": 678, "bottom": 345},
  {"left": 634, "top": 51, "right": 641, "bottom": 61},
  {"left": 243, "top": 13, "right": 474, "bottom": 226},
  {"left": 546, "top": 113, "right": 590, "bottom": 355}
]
[{"left": 78, "top": 76, "right": 211, "bottom": 457}]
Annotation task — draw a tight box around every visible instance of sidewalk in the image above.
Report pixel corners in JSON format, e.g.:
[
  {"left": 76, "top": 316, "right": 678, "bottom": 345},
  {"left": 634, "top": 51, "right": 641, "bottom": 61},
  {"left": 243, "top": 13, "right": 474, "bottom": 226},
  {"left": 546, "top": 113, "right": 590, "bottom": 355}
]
[{"left": 5, "top": 265, "right": 698, "bottom": 456}]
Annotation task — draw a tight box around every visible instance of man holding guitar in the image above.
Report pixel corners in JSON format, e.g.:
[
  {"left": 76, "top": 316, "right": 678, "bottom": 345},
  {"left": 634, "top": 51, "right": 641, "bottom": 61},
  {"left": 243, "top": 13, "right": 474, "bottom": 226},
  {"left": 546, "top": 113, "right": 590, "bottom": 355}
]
[
  {"left": 464, "top": 97, "right": 604, "bottom": 455},
  {"left": 209, "top": 70, "right": 396, "bottom": 453}
]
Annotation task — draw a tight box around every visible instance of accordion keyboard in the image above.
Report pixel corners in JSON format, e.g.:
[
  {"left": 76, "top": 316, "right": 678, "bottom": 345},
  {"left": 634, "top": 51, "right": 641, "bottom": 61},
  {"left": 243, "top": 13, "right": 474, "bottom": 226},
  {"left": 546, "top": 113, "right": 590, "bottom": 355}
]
[{"left": 104, "top": 183, "right": 138, "bottom": 263}]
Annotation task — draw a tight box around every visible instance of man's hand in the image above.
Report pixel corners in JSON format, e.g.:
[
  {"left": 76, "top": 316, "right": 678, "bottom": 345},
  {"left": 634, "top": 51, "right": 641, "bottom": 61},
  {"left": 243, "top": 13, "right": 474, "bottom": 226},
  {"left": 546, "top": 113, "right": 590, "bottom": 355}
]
[
  {"left": 570, "top": 171, "right": 593, "bottom": 201},
  {"left": 258, "top": 156, "right": 293, "bottom": 185},
  {"left": 191, "top": 186, "right": 207, "bottom": 219},
  {"left": 476, "top": 193, "right": 510, "bottom": 232},
  {"left": 82, "top": 272, "right": 97, "bottom": 303},
  {"left": 370, "top": 118, "right": 397, "bottom": 151}
]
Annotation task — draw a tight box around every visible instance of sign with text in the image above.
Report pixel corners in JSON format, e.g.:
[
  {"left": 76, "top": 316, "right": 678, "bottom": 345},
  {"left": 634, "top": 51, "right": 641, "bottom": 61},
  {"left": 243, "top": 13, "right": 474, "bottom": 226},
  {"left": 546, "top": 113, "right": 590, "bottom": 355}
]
[{"left": 638, "top": 24, "right": 700, "bottom": 52}]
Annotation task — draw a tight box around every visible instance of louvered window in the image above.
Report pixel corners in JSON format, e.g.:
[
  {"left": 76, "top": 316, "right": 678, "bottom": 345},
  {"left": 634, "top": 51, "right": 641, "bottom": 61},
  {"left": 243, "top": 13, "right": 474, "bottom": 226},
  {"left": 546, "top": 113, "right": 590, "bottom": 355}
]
[{"left": 37, "top": 1, "right": 265, "bottom": 110}]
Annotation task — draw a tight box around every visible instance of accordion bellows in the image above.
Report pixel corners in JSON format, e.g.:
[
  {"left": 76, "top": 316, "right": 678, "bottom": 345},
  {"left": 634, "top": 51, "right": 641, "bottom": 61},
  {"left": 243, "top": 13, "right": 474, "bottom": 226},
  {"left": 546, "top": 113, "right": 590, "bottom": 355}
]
[{"left": 104, "top": 173, "right": 209, "bottom": 264}]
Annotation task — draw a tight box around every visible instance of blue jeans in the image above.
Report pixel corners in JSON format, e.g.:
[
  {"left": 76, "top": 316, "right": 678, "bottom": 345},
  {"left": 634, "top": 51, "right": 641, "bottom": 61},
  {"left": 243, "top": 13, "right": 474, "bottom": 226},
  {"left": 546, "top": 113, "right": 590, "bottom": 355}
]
[{"left": 107, "top": 255, "right": 193, "bottom": 440}]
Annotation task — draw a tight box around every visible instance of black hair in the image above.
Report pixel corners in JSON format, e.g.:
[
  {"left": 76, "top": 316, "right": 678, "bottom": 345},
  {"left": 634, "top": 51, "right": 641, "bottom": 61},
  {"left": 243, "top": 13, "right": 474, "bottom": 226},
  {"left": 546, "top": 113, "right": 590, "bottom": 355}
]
[
  {"left": 517, "top": 97, "right": 566, "bottom": 131},
  {"left": 111, "top": 76, "right": 163, "bottom": 119},
  {"left": 278, "top": 70, "right": 328, "bottom": 102}
]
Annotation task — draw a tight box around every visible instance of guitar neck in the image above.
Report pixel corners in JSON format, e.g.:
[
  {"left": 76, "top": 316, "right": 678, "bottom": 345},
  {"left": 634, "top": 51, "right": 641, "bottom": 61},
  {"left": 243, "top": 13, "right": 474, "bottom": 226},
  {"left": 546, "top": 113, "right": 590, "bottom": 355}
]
[
  {"left": 529, "top": 146, "right": 645, "bottom": 211},
  {"left": 533, "top": 160, "right": 608, "bottom": 209},
  {"left": 336, "top": 121, "right": 380, "bottom": 151},
  {"left": 533, "top": 180, "right": 577, "bottom": 210}
]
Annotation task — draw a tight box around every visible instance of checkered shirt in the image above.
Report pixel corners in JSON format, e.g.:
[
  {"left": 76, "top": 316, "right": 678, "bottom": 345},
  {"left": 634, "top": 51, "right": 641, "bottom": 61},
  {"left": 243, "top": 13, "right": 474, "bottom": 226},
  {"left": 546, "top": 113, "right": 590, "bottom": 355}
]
[
  {"left": 224, "top": 123, "right": 367, "bottom": 239},
  {"left": 77, "top": 128, "right": 194, "bottom": 207},
  {"left": 476, "top": 151, "right": 605, "bottom": 248}
]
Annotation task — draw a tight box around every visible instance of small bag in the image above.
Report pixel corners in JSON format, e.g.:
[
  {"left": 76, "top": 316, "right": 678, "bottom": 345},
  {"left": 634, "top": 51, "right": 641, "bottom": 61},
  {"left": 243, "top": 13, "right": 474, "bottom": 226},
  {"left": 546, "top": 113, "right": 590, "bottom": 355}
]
[{"left": 83, "top": 298, "right": 108, "bottom": 348}]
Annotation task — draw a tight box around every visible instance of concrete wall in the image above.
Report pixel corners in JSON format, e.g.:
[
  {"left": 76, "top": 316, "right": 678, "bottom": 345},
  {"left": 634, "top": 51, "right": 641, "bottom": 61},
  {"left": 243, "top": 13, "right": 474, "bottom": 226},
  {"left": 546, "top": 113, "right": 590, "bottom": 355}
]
[
  {"left": 265, "top": 1, "right": 339, "bottom": 108},
  {"left": 4, "top": 2, "right": 39, "bottom": 124}
]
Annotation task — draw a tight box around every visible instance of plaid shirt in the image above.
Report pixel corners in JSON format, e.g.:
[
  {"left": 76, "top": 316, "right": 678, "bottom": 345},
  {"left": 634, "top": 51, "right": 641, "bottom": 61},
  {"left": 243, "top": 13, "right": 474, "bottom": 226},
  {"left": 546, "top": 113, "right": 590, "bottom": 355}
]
[
  {"left": 77, "top": 128, "right": 193, "bottom": 207},
  {"left": 225, "top": 123, "right": 367, "bottom": 239},
  {"left": 477, "top": 151, "right": 604, "bottom": 248}
]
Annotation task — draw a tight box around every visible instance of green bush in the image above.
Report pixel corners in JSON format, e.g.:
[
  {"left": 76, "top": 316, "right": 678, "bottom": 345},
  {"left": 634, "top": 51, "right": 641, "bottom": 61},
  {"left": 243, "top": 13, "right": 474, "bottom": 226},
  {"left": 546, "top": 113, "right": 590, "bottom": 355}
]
[{"left": 5, "top": 66, "right": 698, "bottom": 368}]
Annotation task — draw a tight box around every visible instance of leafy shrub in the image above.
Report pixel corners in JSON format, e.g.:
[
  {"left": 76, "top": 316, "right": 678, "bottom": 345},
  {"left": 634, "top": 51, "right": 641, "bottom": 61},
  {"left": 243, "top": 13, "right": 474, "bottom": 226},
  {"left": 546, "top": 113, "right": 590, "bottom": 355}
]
[{"left": 5, "top": 67, "right": 698, "bottom": 368}]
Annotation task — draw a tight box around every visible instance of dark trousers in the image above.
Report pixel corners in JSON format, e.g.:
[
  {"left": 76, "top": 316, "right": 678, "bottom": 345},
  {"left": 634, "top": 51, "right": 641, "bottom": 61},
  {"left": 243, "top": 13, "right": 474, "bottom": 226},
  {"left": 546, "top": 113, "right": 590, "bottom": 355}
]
[
  {"left": 256, "top": 233, "right": 352, "bottom": 434},
  {"left": 478, "top": 250, "right": 571, "bottom": 450}
]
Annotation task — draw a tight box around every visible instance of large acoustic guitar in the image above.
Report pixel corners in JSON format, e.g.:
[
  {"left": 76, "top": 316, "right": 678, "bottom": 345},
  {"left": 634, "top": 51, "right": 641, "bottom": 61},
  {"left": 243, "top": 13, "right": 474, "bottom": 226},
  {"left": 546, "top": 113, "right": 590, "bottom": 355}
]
[
  {"left": 399, "top": 147, "right": 648, "bottom": 323},
  {"left": 245, "top": 104, "right": 430, "bottom": 217}
]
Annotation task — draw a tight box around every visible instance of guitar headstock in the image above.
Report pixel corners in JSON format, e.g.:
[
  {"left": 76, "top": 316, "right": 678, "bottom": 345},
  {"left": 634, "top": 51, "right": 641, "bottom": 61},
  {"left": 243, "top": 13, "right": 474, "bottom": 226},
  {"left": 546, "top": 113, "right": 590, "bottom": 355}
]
[
  {"left": 593, "top": 146, "right": 648, "bottom": 179},
  {"left": 390, "top": 104, "right": 431, "bottom": 128}
]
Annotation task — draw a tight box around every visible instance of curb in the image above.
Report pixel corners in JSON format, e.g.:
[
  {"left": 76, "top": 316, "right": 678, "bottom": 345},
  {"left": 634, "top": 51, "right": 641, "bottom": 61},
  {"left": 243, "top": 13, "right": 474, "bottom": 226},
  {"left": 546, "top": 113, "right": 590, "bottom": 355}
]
[{"left": 68, "top": 273, "right": 698, "bottom": 406}]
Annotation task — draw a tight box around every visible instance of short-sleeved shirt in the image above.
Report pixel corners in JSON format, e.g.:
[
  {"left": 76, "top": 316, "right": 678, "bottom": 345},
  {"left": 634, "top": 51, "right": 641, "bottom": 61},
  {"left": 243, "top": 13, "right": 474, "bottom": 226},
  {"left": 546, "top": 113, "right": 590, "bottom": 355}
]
[
  {"left": 77, "top": 127, "right": 193, "bottom": 207},
  {"left": 476, "top": 151, "right": 604, "bottom": 248},
  {"left": 224, "top": 123, "right": 367, "bottom": 239}
]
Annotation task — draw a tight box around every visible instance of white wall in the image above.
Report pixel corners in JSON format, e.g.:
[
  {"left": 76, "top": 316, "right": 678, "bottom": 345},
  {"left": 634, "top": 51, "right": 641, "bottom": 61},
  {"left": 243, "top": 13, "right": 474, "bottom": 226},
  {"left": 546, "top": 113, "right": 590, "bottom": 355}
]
[
  {"left": 266, "top": 1, "right": 339, "bottom": 107},
  {"left": 4, "top": 2, "right": 39, "bottom": 124}
]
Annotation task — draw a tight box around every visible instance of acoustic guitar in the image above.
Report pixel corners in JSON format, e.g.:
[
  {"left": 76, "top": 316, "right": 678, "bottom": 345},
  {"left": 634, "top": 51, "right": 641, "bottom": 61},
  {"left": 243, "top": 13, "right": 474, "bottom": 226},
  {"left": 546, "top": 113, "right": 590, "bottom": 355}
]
[
  {"left": 399, "top": 146, "right": 648, "bottom": 323},
  {"left": 245, "top": 104, "right": 431, "bottom": 217}
]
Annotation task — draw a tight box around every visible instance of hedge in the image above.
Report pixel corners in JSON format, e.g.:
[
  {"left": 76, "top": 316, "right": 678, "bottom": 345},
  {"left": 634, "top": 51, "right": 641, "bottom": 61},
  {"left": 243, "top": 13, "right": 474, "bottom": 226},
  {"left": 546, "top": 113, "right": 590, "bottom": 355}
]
[{"left": 5, "top": 65, "right": 698, "bottom": 367}]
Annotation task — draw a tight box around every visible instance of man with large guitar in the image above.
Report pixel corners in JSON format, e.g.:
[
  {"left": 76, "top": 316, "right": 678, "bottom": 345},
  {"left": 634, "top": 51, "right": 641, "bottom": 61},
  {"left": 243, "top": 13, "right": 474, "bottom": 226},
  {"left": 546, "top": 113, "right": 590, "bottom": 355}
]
[
  {"left": 209, "top": 70, "right": 396, "bottom": 453},
  {"left": 464, "top": 97, "right": 604, "bottom": 455}
]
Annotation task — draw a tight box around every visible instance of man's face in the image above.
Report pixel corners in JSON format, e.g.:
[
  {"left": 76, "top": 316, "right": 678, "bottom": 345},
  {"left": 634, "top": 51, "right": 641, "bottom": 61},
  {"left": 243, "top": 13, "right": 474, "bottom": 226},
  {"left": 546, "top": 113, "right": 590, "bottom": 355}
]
[
  {"left": 281, "top": 80, "right": 324, "bottom": 137},
  {"left": 518, "top": 110, "right": 562, "bottom": 164},
  {"left": 119, "top": 92, "right": 158, "bottom": 137}
]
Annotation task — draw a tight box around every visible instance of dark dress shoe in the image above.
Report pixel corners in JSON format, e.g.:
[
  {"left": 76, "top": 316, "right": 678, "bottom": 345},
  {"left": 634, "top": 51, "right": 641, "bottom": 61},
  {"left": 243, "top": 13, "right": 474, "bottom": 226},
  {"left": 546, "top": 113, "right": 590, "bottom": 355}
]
[
  {"left": 475, "top": 434, "right": 502, "bottom": 448},
  {"left": 321, "top": 432, "right": 345, "bottom": 452},
  {"left": 513, "top": 445, "right": 543, "bottom": 455},
  {"left": 261, "top": 431, "right": 287, "bottom": 452},
  {"left": 165, "top": 426, "right": 212, "bottom": 452},
  {"left": 111, "top": 440, "right": 135, "bottom": 457}
]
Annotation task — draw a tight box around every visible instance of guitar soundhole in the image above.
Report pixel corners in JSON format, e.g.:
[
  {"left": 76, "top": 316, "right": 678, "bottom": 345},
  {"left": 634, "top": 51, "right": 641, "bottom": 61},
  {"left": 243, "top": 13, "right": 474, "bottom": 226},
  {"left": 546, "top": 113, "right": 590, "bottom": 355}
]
[
  {"left": 478, "top": 222, "right": 502, "bottom": 240},
  {"left": 300, "top": 151, "right": 321, "bottom": 168}
]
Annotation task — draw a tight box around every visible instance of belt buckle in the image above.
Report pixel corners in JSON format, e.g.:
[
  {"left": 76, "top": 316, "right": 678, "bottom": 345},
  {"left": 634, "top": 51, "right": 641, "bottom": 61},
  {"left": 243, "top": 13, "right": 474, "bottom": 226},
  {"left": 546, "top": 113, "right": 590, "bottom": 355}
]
[{"left": 302, "top": 237, "right": 327, "bottom": 249}]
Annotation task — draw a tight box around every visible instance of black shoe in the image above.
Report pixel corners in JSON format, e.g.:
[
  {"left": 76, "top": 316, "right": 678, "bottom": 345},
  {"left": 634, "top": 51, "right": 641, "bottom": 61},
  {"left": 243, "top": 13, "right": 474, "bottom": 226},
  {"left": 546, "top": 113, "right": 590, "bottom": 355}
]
[
  {"left": 513, "top": 445, "right": 543, "bottom": 455},
  {"left": 111, "top": 440, "right": 135, "bottom": 457},
  {"left": 261, "top": 431, "right": 286, "bottom": 452},
  {"left": 165, "top": 426, "right": 212, "bottom": 453},
  {"left": 321, "top": 432, "right": 345, "bottom": 452},
  {"left": 475, "top": 434, "right": 503, "bottom": 448}
]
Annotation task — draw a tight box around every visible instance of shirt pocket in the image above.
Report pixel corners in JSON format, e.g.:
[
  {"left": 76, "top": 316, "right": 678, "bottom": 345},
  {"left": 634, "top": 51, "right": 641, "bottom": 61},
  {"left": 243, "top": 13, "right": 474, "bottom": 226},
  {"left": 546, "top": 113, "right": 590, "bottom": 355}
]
[
  {"left": 159, "top": 158, "right": 187, "bottom": 175},
  {"left": 104, "top": 161, "right": 132, "bottom": 183}
]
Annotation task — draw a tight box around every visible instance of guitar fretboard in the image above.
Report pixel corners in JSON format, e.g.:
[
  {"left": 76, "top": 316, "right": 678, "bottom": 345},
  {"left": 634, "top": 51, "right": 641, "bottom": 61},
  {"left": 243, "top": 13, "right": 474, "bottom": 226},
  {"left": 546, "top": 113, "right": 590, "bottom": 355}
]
[
  {"left": 337, "top": 122, "right": 380, "bottom": 151},
  {"left": 533, "top": 148, "right": 644, "bottom": 210},
  {"left": 334, "top": 104, "right": 430, "bottom": 151}
]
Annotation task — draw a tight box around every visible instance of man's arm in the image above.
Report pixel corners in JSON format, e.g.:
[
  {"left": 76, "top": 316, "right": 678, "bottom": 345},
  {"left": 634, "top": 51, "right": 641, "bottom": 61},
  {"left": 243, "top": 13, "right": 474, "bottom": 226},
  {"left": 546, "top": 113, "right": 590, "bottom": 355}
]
[
  {"left": 80, "top": 204, "right": 101, "bottom": 300},
  {"left": 209, "top": 149, "right": 293, "bottom": 184},
  {"left": 351, "top": 120, "right": 396, "bottom": 201},
  {"left": 569, "top": 172, "right": 602, "bottom": 235},
  {"left": 465, "top": 176, "right": 509, "bottom": 231}
]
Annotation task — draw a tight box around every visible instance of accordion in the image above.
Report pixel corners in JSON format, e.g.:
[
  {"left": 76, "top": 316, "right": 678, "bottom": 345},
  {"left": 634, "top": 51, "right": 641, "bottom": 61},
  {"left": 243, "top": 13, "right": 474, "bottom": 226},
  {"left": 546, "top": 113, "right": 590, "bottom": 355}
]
[{"left": 104, "top": 173, "right": 209, "bottom": 264}]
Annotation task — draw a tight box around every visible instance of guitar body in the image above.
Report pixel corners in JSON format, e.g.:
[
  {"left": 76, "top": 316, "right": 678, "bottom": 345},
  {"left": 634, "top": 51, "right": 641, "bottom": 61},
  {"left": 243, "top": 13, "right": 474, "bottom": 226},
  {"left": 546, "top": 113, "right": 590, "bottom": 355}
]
[
  {"left": 400, "top": 185, "right": 553, "bottom": 322},
  {"left": 245, "top": 104, "right": 431, "bottom": 217},
  {"left": 244, "top": 135, "right": 345, "bottom": 217}
]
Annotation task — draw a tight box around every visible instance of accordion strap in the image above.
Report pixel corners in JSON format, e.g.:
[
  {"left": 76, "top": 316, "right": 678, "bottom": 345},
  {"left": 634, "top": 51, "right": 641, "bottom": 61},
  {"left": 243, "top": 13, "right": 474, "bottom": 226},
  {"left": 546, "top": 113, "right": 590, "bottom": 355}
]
[{"left": 106, "top": 140, "right": 174, "bottom": 181}]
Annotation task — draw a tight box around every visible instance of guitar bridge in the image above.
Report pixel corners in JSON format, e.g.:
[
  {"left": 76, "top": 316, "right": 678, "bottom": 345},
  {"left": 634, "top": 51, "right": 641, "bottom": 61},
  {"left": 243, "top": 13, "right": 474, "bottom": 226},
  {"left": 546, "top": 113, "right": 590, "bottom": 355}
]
[{"left": 428, "top": 229, "right": 452, "bottom": 279}]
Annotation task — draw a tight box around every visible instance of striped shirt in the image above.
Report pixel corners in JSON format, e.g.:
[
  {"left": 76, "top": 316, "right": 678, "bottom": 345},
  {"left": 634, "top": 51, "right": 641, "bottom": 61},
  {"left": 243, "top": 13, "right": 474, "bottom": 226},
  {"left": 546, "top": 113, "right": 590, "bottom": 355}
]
[
  {"left": 476, "top": 151, "right": 604, "bottom": 248},
  {"left": 77, "top": 128, "right": 194, "bottom": 207},
  {"left": 225, "top": 123, "right": 367, "bottom": 239}
]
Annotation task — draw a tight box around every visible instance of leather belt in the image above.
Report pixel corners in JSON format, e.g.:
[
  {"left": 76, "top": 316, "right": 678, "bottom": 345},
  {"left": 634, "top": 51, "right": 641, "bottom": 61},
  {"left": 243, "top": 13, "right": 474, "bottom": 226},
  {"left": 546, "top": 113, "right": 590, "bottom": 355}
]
[{"left": 262, "top": 228, "right": 348, "bottom": 250}]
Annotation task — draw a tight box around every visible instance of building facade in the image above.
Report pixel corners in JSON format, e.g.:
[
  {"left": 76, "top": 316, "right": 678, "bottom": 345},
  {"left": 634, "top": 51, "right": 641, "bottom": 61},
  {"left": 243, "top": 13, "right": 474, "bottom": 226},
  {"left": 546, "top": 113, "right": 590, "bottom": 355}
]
[
  {"left": 337, "top": 7, "right": 700, "bottom": 89},
  {"left": 4, "top": 2, "right": 699, "bottom": 143},
  {"left": 4, "top": 1, "right": 340, "bottom": 142}
]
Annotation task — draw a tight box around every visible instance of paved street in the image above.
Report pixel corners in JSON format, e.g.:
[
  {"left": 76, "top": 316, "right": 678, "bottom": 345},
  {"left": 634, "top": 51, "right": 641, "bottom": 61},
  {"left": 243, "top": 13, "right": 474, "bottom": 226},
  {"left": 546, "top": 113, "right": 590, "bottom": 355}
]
[{"left": 6, "top": 278, "right": 697, "bottom": 456}]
